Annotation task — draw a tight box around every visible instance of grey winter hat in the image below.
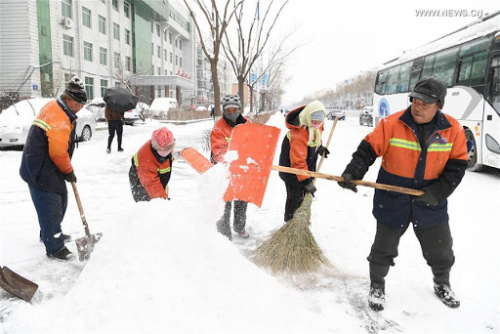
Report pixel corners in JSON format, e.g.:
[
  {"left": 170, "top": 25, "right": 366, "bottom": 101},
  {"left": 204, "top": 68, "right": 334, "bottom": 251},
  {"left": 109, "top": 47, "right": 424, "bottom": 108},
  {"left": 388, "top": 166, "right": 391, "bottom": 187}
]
[
  {"left": 64, "top": 76, "right": 88, "bottom": 104},
  {"left": 409, "top": 76, "right": 446, "bottom": 105},
  {"left": 222, "top": 95, "right": 241, "bottom": 110},
  {"left": 310, "top": 111, "right": 325, "bottom": 121}
]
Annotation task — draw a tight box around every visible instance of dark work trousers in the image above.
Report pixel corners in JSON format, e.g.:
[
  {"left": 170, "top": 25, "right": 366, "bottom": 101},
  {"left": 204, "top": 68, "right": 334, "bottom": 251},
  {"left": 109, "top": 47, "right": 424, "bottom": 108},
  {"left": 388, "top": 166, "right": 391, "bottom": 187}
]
[
  {"left": 368, "top": 220, "right": 455, "bottom": 289},
  {"left": 129, "top": 166, "right": 150, "bottom": 202},
  {"left": 217, "top": 200, "right": 248, "bottom": 240},
  {"left": 284, "top": 183, "right": 306, "bottom": 221},
  {"left": 28, "top": 185, "right": 68, "bottom": 255},
  {"left": 107, "top": 120, "right": 123, "bottom": 150}
]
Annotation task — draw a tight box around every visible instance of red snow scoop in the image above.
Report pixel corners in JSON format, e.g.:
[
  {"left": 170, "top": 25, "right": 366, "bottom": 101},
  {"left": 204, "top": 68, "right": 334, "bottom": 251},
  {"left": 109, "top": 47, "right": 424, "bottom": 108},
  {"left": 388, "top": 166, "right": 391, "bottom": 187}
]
[
  {"left": 71, "top": 182, "right": 103, "bottom": 262},
  {"left": 0, "top": 266, "right": 38, "bottom": 302},
  {"left": 181, "top": 123, "right": 424, "bottom": 205},
  {"left": 182, "top": 123, "right": 281, "bottom": 207}
]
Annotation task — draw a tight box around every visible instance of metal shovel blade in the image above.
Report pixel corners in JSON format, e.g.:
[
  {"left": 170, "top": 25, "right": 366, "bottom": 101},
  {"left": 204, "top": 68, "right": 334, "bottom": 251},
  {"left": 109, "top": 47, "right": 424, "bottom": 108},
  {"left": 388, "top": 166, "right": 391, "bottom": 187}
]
[
  {"left": 75, "top": 232, "right": 103, "bottom": 262},
  {"left": 0, "top": 266, "right": 38, "bottom": 302}
]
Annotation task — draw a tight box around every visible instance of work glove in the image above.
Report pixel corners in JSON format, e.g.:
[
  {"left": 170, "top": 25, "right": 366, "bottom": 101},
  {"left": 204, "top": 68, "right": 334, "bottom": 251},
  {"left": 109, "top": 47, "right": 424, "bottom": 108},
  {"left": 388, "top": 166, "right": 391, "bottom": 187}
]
[
  {"left": 415, "top": 187, "right": 439, "bottom": 206},
  {"left": 338, "top": 173, "right": 357, "bottom": 193},
  {"left": 304, "top": 182, "right": 317, "bottom": 196},
  {"left": 317, "top": 145, "right": 330, "bottom": 158},
  {"left": 63, "top": 171, "right": 77, "bottom": 183}
]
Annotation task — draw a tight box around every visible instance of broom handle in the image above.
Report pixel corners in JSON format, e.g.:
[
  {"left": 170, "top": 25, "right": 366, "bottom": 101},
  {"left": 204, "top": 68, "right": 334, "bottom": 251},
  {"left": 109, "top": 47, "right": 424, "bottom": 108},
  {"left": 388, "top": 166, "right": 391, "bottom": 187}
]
[
  {"left": 316, "top": 116, "right": 338, "bottom": 174},
  {"left": 272, "top": 165, "right": 424, "bottom": 196}
]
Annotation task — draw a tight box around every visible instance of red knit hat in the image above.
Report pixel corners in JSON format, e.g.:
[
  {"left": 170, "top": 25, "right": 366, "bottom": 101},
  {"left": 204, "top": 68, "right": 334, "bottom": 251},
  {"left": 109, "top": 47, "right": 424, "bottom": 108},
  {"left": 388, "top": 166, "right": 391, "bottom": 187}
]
[{"left": 151, "top": 127, "right": 175, "bottom": 156}]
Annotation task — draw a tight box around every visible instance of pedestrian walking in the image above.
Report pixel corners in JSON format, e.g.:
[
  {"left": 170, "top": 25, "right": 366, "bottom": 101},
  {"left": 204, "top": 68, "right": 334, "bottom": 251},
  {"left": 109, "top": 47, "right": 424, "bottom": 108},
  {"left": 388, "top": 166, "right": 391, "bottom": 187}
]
[
  {"left": 278, "top": 100, "right": 329, "bottom": 222},
  {"left": 105, "top": 106, "right": 124, "bottom": 153},
  {"left": 211, "top": 95, "right": 251, "bottom": 240},
  {"left": 338, "top": 76, "right": 468, "bottom": 311},
  {"left": 129, "top": 127, "right": 175, "bottom": 202},
  {"left": 20, "top": 76, "right": 88, "bottom": 261}
]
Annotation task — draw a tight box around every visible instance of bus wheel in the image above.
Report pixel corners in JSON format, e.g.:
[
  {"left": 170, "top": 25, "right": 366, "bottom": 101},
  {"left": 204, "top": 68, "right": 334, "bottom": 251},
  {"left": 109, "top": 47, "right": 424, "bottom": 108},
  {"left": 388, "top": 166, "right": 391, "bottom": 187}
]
[{"left": 465, "top": 128, "right": 482, "bottom": 172}]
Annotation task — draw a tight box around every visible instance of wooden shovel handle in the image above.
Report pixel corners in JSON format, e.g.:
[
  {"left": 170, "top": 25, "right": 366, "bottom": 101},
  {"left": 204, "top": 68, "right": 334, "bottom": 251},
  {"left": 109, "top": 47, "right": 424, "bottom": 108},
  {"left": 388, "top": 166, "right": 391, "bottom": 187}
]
[
  {"left": 71, "top": 181, "right": 92, "bottom": 238},
  {"left": 272, "top": 165, "right": 424, "bottom": 196}
]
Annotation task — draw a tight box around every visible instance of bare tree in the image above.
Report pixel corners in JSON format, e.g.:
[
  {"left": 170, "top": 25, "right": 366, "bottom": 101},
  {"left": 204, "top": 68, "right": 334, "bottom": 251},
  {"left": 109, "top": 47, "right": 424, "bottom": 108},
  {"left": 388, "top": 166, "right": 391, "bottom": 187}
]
[
  {"left": 182, "top": 0, "right": 242, "bottom": 116},
  {"left": 221, "top": 0, "right": 290, "bottom": 111}
]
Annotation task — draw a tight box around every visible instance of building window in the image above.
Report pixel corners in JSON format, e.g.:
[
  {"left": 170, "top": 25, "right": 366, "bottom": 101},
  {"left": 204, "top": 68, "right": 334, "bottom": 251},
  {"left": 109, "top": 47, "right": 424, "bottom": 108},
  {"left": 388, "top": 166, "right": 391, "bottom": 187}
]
[
  {"left": 156, "top": 23, "right": 160, "bottom": 37},
  {"left": 125, "top": 29, "right": 130, "bottom": 45},
  {"left": 100, "top": 0, "right": 105, "bottom": 3},
  {"left": 179, "top": 39, "right": 182, "bottom": 50},
  {"left": 115, "top": 81, "right": 121, "bottom": 87},
  {"left": 126, "top": 56, "right": 131, "bottom": 71},
  {"left": 175, "top": 55, "right": 178, "bottom": 66},
  {"left": 112, "top": 0, "right": 118, "bottom": 11},
  {"left": 61, "top": 0, "right": 72, "bottom": 19},
  {"left": 63, "top": 34, "right": 74, "bottom": 57},
  {"left": 82, "top": 7, "right": 91, "bottom": 28},
  {"left": 124, "top": 1, "right": 130, "bottom": 18},
  {"left": 157, "top": 67, "right": 161, "bottom": 75},
  {"left": 85, "top": 77, "right": 94, "bottom": 100},
  {"left": 175, "top": 39, "right": 177, "bottom": 48},
  {"left": 164, "top": 49, "right": 167, "bottom": 61},
  {"left": 98, "top": 15, "right": 106, "bottom": 34},
  {"left": 151, "top": 43, "right": 154, "bottom": 54},
  {"left": 83, "top": 41, "right": 93, "bottom": 62},
  {"left": 180, "top": 57, "right": 182, "bottom": 67},
  {"left": 164, "top": 31, "right": 167, "bottom": 42},
  {"left": 164, "top": 70, "right": 168, "bottom": 75},
  {"left": 169, "top": 32, "right": 172, "bottom": 44},
  {"left": 113, "top": 23, "right": 120, "bottom": 40},
  {"left": 114, "top": 52, "right": 120, "bottom": 68},
  {"left": 99, "top": 47, "right": 107, "bottom": 65},
  {"left": 157, "top": 46, "right": 160, "bottom": 58},
  {"left": 169, "top": 52, "right": 172, "bottom": 63},
  {"left": 100, "top": 79, "right": 108, "bottom": 97}
]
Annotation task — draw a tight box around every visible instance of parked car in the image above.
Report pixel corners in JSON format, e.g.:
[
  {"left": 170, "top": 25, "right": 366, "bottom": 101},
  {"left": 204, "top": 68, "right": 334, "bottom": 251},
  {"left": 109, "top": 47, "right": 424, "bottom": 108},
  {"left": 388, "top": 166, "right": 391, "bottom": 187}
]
[
  {"left": 359, "top": 106, "right": 373, "bottom": 126},
  {"left": 327, "top": 109, "right": 345, "bottom": 121},
  {"left": 84, "top": 97, "right": 106, "bottom": 122},
  {"left": 128, "top": 102, "right": 149, "bottom": 121},
  {"left": 150, "top": 98, "right": 178, "bottom": 118},
  {"left": 0, "top": 98, "right": 96, "bottom": 148}
]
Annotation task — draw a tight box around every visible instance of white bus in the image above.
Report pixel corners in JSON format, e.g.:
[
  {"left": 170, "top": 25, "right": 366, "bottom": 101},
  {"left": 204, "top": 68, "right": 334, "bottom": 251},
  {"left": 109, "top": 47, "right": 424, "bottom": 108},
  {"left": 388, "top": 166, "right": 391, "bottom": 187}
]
[{"left": 373, "top": 11, "right": 500, "bottom": 171}]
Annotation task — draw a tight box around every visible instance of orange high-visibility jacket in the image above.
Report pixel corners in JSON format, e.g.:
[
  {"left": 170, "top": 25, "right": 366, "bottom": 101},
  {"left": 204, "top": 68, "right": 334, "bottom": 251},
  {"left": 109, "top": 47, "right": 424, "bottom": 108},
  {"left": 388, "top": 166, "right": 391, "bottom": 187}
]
[
  {"left": 133, "top": 140, "right": 172, "bottom": 199},
  {"left": 210, "top": 115, "right": 250, "bottom": 163}
]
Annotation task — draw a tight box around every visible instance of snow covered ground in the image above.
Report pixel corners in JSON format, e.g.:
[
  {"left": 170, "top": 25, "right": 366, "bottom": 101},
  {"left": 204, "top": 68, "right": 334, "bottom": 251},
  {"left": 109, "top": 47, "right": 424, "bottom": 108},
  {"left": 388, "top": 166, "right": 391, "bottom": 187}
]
[{"left": 0, "top": 112, "right": 499, "bottom": 333}]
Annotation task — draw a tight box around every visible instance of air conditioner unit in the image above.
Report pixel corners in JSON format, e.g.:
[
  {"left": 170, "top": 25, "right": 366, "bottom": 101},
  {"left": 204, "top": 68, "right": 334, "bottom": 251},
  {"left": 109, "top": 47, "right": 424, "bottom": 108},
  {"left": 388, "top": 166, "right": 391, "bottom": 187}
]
[{"left": 61, "top": 17, "right": 73, "bottom": 29}]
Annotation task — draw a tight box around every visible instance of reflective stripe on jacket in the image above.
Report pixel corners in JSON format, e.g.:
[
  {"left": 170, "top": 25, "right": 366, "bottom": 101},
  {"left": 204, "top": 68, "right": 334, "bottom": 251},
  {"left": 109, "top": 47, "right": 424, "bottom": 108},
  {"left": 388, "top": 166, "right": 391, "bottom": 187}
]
[{"left": 131, "top": 139, "right": 172, "bottom": 199}]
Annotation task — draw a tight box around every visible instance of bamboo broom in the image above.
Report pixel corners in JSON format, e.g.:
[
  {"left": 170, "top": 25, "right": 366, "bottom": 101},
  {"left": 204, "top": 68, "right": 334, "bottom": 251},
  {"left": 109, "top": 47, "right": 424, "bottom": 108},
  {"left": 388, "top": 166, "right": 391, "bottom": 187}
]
[{"left": 251, "top": 117, "right": 338, "bottom": 274}]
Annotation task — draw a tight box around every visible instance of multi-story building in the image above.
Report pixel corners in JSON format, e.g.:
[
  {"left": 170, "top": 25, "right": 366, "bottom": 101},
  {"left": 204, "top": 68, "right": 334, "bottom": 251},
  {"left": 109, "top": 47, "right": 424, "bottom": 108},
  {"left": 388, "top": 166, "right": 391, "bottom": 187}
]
[
  {"left": 0, "top": 0, "right": 197, "bottom": 108},
  {"left": 195, "top": 42, "right": 232, "bottom": 108}
]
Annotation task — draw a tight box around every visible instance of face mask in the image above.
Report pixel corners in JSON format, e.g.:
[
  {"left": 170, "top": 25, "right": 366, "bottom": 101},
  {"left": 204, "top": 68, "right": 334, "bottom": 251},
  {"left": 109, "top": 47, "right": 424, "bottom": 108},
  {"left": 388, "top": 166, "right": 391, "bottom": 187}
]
[
  {"left": 225, "top": 111, "right": 240, "bottom": 122},
  {"left": 311, "top": 122, "right": 323, "bottom": 129}
]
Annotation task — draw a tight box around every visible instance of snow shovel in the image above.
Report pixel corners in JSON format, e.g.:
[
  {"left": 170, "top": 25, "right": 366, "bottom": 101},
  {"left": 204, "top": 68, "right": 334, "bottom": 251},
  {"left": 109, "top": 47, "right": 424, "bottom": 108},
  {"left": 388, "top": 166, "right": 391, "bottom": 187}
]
[
  {"left": 182, "top": 123, "right": 281, "bottom": 207},
  {"left": 0, "top": 266, "right": 38, "bottom": 302},
  {"left": 71, "top": 182, "right": 103, "bottom": 262}
]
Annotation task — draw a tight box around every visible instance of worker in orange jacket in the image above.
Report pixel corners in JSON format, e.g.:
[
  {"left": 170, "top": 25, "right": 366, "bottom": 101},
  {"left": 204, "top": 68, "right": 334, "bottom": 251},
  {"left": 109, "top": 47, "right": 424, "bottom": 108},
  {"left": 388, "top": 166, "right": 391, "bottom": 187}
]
[
  {"left": 338, "top": 76, "right": 468, "bottom": 311},
  {"left": 129, "top": 127, "right": 175, "bottom": 202},
  {"left": 211, "top": 95, "right": 251, "bottom": 240},
  {"left": 20, "top": 76, "right": 88, "bottom": 261},
  {"left": 278, "top": 100, "right": 329, "bottom": 222}
]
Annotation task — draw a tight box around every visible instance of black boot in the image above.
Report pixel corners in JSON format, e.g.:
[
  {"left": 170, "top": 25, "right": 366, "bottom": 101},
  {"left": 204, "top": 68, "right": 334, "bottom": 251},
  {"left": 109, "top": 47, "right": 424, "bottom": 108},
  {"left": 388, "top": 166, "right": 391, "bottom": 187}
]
[
  {"left": 368, "top": 286, "right": 385, "bottom": 311},
  {"left": 434, "top": 284, "right": 460, "bottom": 308}
]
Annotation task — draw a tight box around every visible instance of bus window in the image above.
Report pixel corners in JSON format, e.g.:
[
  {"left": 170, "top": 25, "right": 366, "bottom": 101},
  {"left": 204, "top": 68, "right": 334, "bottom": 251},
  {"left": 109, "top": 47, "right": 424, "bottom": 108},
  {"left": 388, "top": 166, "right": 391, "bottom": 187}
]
[
  {"left": 375, "top": 71, "right": 389, "bottom": 95},
  {"left": 386, "top": 65, "right": 401, "bottom": 94},
  {"left": 397, "top": 62, "right": 412, "bottom": 93},
  {"left": 458, "top": 37, "right": 490, "bottom": 84},
  {"left": 432, "top": 47, "right": 459, "bottom": 86},
  {"left": 409, "top": 58, "right": 424, "bottom": 91},
  {"left": 421, "top": 55, "right": 435, "bottom": 78},
  {"left": 487, "top": 55, "right": 500, "bottom": 114}
]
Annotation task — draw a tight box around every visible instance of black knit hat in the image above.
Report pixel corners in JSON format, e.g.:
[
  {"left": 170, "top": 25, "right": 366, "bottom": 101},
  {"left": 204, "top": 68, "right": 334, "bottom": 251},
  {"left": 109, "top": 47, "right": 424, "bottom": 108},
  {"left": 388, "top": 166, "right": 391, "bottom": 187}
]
[
  {"left": 64, "top": 76, "right": 88, "bottom": 104},
  {"left": 222, "top": 95, "right": 241, "bottom": 110},
  {"left": 409, "top": 76, "right": 446, "bottom": 105}
]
